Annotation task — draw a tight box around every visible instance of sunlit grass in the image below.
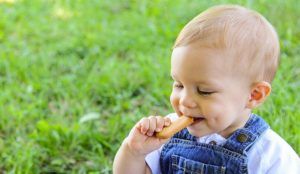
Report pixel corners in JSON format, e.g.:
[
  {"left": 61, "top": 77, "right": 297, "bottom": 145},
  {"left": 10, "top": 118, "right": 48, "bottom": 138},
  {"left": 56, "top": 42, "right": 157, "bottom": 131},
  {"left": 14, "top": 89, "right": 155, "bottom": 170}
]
[
  {"left": 53, "top": 7, "right": 73, "bottom": 20},
  {"left": 0, "top": 0, "right": 16, "bottom": 4}
]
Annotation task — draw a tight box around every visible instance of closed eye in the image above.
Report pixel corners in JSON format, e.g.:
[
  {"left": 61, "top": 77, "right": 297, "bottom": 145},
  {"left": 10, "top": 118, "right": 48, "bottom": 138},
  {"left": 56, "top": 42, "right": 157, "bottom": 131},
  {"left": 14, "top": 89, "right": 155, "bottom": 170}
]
[
  {"left": 197, "top": 88, "right": 214, "bottom": 96},
  {"left": 173, "top": 82, "right": 183, "bottom": 89}
]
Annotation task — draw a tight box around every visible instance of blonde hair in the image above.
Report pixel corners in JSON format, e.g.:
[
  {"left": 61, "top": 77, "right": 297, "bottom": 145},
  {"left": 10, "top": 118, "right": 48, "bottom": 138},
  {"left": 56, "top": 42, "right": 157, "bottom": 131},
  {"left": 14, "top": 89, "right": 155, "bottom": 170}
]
[{"left": 174, "top": 5, "right": 280, "bottom": 83}]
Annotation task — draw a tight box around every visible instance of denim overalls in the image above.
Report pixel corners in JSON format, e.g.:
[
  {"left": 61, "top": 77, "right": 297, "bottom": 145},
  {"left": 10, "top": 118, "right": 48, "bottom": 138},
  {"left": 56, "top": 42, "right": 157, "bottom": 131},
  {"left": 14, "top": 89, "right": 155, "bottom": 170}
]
[{"left": 160, "top": 114, "right": 269, "bottom": 174}]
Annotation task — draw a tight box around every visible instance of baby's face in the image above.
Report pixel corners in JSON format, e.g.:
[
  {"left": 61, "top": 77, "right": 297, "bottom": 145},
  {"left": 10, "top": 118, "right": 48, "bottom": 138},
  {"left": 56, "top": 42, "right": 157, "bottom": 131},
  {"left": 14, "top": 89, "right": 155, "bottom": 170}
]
[{"left": 170, "top": 43, "right": 252, "bottom": 138}]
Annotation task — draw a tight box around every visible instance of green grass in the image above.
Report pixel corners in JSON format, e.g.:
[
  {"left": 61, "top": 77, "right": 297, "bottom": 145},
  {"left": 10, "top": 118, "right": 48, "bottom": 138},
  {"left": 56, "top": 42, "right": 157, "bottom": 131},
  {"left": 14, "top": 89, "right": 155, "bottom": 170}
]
[{"left": 0, "top": 0, "right": 299, "bottom": 173}]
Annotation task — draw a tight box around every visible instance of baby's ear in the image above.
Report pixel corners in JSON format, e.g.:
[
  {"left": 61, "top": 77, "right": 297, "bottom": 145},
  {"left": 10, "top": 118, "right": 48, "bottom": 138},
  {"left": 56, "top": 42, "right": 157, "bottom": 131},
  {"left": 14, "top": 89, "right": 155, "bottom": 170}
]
[{"left": 246, "top": 81, "right": 271, "bottom": 109}]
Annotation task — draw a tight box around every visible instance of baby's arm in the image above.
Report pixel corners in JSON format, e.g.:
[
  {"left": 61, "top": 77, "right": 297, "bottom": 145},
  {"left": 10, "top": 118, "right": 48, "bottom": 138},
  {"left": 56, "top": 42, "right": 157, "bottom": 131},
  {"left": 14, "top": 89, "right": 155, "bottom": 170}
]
[{"left": 113, "top": 116, "right": 171, "bottom": 174}]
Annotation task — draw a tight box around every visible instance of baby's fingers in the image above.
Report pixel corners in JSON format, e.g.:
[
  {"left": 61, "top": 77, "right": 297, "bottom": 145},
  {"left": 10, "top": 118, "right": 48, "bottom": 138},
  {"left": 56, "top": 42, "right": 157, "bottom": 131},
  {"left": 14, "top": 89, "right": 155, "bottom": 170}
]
[
  {"left": 137, "top": 116, "right": 166, "bottom": 135},
  {"left": 155, "top": 116, "right": 171, "bottom": 132},
  {"left": 148, "top": 116, "right": 159, "bottom": 136},
  {"left": 137, "top": 116, "right": 172, "bottom": 137},
  {"left": 148, "top": 116, "right": 170, "bottom": 136},
  {"left": 138, "top": 117, "right": 150, "bottom": 135},
  {"left": 164, "top": 117, "right": 171, "bottom": 127}
]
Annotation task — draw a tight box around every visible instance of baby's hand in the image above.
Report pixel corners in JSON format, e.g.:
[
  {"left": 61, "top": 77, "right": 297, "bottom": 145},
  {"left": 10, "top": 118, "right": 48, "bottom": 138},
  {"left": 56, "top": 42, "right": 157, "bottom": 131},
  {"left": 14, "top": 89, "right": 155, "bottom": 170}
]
[
  {"left": 137, "top": 116, "right": 171, "bottom": 136},
  {"left": 125, "top": 116, "right": 171, "bottom": 156}
]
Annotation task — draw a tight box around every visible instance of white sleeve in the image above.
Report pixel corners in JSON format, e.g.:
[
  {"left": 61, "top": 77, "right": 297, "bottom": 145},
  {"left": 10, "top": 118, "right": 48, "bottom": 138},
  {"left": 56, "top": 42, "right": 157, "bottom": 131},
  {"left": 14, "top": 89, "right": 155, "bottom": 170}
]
[
  {"left": 265, "top": 153, "right": 300, "bottom": 174},
  {"left": 145, "top": 146, "right": 163, "bottom": 174},
  {"left": 264, "top": 138, "right": 300, "bottom": 174},
  {"left": 248, "top": 129, "right": 300, "bottom": 174}
]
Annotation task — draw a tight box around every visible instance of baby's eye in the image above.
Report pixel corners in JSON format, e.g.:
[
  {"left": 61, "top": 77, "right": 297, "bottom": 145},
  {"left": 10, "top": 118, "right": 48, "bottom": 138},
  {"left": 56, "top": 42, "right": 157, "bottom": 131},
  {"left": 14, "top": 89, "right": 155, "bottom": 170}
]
[
  {"left": 173, "top": 82, "right": 183, "bottom": 89},
  {"left": 197, "top": 88, "right": 214, "bottom": 96}
]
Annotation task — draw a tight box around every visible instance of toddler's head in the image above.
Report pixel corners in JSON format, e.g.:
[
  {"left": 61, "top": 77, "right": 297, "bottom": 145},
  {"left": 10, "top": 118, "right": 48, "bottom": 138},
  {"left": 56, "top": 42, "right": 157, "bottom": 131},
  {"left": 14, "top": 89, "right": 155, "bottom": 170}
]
[
  {"left": 174, "top": 4, "right": 280, "bottom": 83},
  {"left": 170, "top": 5, "right": 280, "bottom": 137}
]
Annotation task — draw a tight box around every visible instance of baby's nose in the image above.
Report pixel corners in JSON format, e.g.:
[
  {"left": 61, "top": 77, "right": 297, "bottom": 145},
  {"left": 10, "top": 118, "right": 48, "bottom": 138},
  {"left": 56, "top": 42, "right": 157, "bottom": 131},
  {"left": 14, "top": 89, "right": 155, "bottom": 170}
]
[{"left": 179, "top": 91, "right": 197, "bottom": 108}]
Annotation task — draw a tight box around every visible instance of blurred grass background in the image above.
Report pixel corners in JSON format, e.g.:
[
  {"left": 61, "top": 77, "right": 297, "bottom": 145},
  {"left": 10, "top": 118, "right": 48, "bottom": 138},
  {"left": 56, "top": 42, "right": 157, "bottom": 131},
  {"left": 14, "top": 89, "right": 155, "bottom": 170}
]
[{"left": 0, "top": 0, "right": 299, "bottom": 173}]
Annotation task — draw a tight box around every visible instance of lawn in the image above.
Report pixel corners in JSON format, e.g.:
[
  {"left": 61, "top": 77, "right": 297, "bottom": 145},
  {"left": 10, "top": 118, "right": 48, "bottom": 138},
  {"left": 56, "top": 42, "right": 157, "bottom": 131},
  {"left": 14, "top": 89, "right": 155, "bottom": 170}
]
[{"left": 0, "top": 0, "right": 299, "bottom": 173}]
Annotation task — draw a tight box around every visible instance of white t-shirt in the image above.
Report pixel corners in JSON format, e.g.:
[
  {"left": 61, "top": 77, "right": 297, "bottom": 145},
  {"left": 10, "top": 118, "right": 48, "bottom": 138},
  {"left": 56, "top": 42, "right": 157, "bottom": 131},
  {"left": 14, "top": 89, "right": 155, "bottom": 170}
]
[{"left": 145, "top": 113, "right": 300, "bottom": 174}]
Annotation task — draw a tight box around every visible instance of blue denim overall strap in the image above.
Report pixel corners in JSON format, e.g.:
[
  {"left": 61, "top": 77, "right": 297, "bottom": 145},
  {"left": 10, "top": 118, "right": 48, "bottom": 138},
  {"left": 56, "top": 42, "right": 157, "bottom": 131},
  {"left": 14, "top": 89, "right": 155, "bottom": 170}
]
[{"left": 160, "top": 114, "right": 269, "bottom": 174}]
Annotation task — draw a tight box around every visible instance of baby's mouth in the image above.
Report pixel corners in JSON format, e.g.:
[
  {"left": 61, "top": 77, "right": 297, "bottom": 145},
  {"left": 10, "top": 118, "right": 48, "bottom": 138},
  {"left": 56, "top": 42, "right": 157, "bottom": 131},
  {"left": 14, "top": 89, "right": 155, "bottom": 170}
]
[{"left": 191, "top": 117, "right": 205, "bottom": 125}]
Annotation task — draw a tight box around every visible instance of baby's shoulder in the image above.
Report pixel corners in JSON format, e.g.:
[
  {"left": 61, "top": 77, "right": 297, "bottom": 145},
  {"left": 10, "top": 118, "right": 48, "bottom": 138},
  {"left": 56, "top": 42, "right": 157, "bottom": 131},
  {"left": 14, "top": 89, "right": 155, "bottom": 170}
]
[
  {"left": 248, "top": 128, "right": 300, "bottom": 173},
  {"left": 254, "top": 128, "right": 296, "bottom": 155}
]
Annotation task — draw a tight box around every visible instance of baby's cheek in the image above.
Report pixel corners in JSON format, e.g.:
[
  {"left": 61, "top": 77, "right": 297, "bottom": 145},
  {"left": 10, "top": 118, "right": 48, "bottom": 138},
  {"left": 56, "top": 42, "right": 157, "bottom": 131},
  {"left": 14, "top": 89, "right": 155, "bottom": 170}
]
[
  {"left": 202, "top": 101, "right": 221, "bottom": 115},
  {"left": 205, "top": 103, "right": 228, "bottom": 122},
  {"left": 170, "top": 93, "right": 179, "bottom": 108}
]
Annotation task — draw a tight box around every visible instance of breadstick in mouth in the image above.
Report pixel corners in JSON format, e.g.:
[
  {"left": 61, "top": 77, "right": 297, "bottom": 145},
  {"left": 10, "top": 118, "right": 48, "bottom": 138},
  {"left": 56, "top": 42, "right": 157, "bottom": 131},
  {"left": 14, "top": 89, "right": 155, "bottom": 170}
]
[{"left": 155, "top": 115, "right": 194, "bottom": 139}]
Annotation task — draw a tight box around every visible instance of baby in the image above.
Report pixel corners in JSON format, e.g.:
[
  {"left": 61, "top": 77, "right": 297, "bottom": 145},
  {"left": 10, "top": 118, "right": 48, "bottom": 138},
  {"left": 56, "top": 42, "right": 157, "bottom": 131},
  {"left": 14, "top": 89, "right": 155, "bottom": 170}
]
[{"left": 113, "top": 4, "right": 300, "bottom": 174}]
